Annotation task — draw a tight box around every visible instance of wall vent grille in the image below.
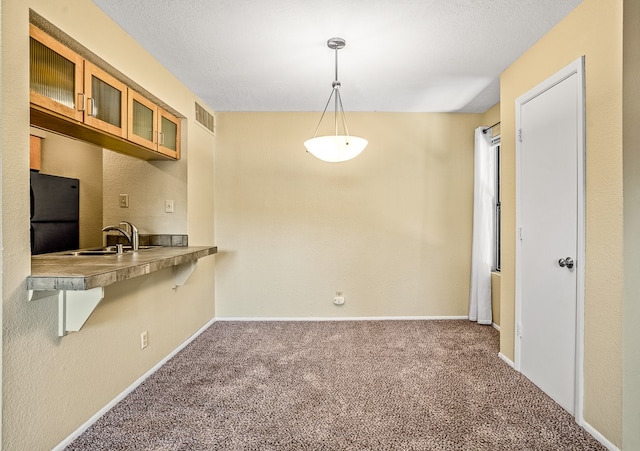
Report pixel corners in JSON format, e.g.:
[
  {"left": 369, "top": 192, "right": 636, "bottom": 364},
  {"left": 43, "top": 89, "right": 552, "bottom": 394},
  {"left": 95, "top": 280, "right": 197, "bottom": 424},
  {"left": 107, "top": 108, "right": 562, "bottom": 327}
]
[{"left": 195, "top": 102, "right": 215, "bottom": 134}]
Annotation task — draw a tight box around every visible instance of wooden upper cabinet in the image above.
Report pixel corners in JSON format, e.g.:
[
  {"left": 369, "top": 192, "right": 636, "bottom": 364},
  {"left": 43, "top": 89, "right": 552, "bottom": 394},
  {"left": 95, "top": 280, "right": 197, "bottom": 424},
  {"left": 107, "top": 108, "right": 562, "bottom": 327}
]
[
  {"left": 128, "top": 89, "right": 181, "bottom": 159},
  {"left": 84, "top": 62, "right": 127, "bottom": 138},
  {"left": 29, "top": 24, "right": 181, "bottom": 161},
  {"left": 30, "top": 25, "right": 128, "bottom": 138},
  {"left": 158, "top": 108, "right": 181, "bottom": 159},
  {"left": 128, "top": 89, "right": 158, "bottom": 150},
  {"left": 29, "top": 24, "right": 84, "bottom": 122}
]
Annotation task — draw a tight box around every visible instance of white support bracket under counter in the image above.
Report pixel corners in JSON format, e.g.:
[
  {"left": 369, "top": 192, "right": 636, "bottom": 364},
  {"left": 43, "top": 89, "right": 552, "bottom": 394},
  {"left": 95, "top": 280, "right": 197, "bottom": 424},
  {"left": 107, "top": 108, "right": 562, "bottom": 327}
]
[
  {"left": 173, "top": 260, "right": 197, "bottom": 288},
  {"left": 29, "top": 287, "right": 105, "bottom": 336}
]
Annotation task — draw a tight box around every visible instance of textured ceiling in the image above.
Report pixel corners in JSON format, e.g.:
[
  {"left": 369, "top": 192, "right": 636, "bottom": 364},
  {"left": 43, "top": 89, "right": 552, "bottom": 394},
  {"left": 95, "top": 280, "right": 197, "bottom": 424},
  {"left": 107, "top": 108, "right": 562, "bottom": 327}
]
[{"left": 92, "top": 0, "right": 582, "bottom": 113}]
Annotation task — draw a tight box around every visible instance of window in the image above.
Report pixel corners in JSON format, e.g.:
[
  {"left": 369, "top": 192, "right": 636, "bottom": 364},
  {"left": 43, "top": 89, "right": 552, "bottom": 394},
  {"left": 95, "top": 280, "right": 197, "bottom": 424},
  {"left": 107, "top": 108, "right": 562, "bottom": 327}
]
[{"left": 492, "top": 136, "right": 501, "bottom": 272}]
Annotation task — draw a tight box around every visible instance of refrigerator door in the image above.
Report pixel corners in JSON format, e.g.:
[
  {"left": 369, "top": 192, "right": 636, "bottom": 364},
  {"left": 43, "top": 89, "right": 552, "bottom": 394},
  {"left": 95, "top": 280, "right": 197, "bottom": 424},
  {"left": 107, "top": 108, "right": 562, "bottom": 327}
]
[
  {"left": 30, "top": 171, "right": 79, "bottom": 222},
  {"left": 31, "top": 222, "right": 79, "bottom": 255},
  {"left": 30, "top": 171, "right": 80, "bottom": 254}
]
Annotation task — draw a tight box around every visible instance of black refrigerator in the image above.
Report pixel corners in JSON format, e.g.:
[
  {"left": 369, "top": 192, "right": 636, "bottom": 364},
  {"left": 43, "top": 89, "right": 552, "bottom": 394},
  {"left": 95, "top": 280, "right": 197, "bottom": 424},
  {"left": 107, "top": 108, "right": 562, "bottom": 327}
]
[{"left": 30, "top": 171, "right": 79, "bottom": 255}]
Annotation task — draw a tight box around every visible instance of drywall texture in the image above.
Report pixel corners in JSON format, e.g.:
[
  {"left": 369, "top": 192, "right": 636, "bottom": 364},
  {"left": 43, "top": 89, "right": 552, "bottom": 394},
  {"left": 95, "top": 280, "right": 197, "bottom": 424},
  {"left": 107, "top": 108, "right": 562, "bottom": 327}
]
[
  {"left": 38, "top": 131, "right": 104, "bottom": 248},
  {"left": 500, "top": 0, "right": 622, "bottom": 445},
  {"left": 1, "top": 1, "right": 216, "bottom": 449},
  {"left": 482, "top": 102, "right": 500, "bottom": 135},
  {"left": 215, "top": 112, "right": 485, "bottom": 318},
  {"left": 103, "top": 151, "right": 188, "bottom": 235},
  {"left": 622, "top": 0, "right": 640, "bottom": 447}
]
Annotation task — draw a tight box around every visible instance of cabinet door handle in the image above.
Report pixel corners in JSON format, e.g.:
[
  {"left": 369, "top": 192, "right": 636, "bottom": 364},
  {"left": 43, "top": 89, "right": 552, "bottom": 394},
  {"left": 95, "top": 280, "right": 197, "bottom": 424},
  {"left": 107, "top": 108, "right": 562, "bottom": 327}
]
[
  {"left": 87, "top": 98, "right": 96, "bottom": 117},
  {"left": 77, "top": 93, "right": 86, "bottom": 112},
  {"left": 160, "top": 131, "right": 165, "bottom": 146}
]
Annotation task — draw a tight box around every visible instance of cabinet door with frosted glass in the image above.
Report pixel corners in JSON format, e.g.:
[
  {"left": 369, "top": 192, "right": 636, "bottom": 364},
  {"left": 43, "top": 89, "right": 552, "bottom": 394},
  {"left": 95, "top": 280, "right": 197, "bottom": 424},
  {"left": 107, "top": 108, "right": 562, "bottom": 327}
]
[
  {"left": 83, "top": 62, "right": 127, "bottom": 138},
  {"left": 29, "top": 24, "right": 84, "bottom": 122},
  {"left": 127, "top": 89, "right": 158, "bottom": 151},
  {"left": 158, "top": 108, "right": 181, "bottom": 159}
]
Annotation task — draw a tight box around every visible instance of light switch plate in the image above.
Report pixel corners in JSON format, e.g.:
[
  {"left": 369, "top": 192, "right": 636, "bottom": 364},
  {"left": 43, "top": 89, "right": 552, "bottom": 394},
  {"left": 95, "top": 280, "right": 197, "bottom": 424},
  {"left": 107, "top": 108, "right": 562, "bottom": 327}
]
[
  {"left": 119, "top": 194, "right": 129, "bottom": 208},
  {"left": 165, "top": 200, "right": 174, "bottom": 213}
]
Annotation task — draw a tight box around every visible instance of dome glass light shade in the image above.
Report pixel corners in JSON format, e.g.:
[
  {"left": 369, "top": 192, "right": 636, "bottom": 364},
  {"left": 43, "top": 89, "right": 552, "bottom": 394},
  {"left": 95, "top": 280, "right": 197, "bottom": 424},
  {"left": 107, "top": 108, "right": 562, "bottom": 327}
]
[{"left": 304, "top": 135, "right": 368, "bottom": 163}]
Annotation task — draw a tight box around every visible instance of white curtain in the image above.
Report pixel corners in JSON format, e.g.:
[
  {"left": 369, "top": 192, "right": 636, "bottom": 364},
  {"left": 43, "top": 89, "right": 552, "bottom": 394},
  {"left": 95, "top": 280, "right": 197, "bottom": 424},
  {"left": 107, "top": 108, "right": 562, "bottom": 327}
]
[{"left": 469, "top": 127, "right": 495, "bottom": 325}]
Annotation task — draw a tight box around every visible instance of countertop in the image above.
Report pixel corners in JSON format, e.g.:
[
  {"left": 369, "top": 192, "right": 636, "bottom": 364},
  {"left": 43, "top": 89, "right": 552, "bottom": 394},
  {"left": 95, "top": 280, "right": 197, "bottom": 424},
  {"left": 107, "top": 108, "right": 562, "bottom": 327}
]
[{"left": 28, "top": 246, "right": 217, "bottom": 291}]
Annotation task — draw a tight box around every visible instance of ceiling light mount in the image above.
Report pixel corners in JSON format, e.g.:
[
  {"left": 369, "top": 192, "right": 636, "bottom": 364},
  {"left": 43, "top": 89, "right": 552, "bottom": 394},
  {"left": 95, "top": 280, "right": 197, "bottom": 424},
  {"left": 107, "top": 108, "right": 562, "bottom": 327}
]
[
  {"left": 327, "top": 37, "right": 346, "bottom": 50},
  {"left": 304, "top": 37, "right": 367, "bottom": 163}
]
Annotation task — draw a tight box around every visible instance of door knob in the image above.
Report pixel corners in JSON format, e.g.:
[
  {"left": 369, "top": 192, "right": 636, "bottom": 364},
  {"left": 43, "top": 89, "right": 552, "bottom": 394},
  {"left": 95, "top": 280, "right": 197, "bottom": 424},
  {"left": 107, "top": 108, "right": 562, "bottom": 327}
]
[{"left": 558, "top": 257, "right": 574, "bottom": 269}]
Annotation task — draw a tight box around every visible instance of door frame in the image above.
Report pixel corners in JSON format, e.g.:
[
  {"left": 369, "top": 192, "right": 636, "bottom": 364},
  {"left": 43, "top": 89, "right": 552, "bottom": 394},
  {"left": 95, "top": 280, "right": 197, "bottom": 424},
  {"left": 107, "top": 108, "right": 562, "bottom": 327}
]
[{"left": 514, "top": 56, "right": 586, "bottom": 424}]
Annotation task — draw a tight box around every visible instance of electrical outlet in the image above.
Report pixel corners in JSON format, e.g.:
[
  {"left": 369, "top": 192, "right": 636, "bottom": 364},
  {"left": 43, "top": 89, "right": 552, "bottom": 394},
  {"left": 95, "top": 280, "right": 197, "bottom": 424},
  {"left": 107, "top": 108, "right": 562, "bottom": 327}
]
[
  {"left": 119, "top": 194, "right": 129, "bottom": 208},
  {"left": 334, "top": 291, "right": 345, "bottom": 306},
  {"left": 140, "top": 331, "right": 148, "bottom": 349},
  {"left": 165, "top": 200, "right": 174, "bottom": 213}
]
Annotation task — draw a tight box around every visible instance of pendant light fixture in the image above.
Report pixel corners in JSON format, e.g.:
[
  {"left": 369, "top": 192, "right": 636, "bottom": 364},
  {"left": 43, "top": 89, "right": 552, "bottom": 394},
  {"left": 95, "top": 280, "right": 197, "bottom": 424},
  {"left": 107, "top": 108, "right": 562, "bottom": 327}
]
[{"left": 304, "top": 37, "right": 367, "bottom": 163}]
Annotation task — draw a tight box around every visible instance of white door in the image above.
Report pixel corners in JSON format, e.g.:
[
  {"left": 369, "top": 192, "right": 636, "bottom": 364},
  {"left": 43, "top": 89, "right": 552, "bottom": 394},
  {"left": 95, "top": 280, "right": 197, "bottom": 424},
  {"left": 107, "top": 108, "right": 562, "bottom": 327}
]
[{"left": 516, "top": 58, "right": 585, "bottom": 417}]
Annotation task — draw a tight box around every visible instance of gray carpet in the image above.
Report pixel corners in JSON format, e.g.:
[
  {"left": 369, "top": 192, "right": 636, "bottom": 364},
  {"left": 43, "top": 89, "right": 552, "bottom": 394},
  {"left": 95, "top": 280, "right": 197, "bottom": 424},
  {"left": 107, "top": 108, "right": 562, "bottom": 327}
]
[{"left": 66, "top": 320, "right": 605, "bottom": 450}]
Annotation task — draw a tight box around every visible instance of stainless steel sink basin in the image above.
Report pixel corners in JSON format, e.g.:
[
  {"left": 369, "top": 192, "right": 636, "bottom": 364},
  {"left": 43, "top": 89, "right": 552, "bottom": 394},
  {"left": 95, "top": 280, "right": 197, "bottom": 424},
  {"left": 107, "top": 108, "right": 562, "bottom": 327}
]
[
  {"left": 66, "top": 250, "right": 118, "bottom": 256},
  {"left": 64, "top": 245, "right": 162, "bottom": 256}
]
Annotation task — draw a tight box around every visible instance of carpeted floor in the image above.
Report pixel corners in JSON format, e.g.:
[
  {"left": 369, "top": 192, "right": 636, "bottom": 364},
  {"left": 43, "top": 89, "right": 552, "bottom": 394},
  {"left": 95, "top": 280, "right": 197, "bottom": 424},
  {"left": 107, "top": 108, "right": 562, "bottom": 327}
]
[{"left": 66, "top": 320, "right": 605, "bottom": 450}]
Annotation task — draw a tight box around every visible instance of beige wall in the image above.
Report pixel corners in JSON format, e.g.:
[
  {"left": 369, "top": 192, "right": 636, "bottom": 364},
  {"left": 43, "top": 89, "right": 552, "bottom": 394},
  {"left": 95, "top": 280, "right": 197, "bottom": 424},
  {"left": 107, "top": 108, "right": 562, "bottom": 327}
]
[
  {"left": 103, "top": 146, "right": 188, "bottom": 235},
  {"left": 482, "top": 102, "right": 500, "bottom": 135},
  {"left": 491, "top": 272, "right": 501, "bottom": 328},
  {"left": 500, "top": 0, "right": 622, "bottom": 445},
  {"left": 37, "top": 131, "right": 104, "bottom": 248},
  {"left": 623, "top": 0, "right": 640, "bottom": 448},
  {"left": 215, "top": 112, "right": 485, "bottom": 318},
  {"left": 1, "top": 1, "right": 216, "bottom": 449}
]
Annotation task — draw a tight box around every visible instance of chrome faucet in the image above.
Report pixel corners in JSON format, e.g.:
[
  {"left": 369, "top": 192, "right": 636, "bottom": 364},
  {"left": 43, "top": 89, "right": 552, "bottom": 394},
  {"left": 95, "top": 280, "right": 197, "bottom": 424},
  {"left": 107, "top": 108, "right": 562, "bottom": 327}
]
[
  {"left": 120, "top": 221, "right": 139, "bottom": 251},
  {"left": 102, "top": 221, "right": 139, "bottom": 251}
]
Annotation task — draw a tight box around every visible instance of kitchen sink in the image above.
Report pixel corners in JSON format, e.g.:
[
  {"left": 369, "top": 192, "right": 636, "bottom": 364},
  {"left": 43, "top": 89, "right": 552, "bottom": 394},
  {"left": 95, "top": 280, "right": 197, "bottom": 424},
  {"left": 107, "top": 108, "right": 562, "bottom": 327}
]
[
  {"left": 66, "top": 250, "right": 118, "bottom": 256},
  {"left": 64, "top": 245, "right": 161, "bottom": 256}
]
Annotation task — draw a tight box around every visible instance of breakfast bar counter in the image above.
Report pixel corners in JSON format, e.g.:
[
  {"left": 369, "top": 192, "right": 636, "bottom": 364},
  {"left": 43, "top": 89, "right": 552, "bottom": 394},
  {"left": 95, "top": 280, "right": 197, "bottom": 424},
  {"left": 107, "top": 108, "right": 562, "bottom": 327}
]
[{"left": 28, "top": 246, "right": 217, "bottom": 291}]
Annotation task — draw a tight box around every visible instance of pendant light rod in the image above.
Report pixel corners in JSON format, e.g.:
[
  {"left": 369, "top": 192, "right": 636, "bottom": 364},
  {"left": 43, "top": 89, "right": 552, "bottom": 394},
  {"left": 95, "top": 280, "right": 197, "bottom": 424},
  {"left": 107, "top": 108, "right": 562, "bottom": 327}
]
[
  {"left": 329, "top": 37, "right": 345, "bottom": 137},
  {"left": 311, "top": 88, "right": 335, "bottom": 139},
  {"left": 337, "top": 89, "right": 349, "bottom": 137},
  {"left": 310, "top": 37, "right": 351, "bottom": 140},
  {"left": 335, "top": 84, "right": 339, "bottom": 136},
  {"left": 334, "top": 40, "right": 339, "bottom": 82}
]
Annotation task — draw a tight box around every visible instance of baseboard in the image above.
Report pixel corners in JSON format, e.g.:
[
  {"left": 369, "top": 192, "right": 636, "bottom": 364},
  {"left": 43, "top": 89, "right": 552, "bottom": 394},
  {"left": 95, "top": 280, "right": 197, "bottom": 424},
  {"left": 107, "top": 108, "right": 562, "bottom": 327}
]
[
  {"left": 582, "top": 421, "right": 620, "bottom": 451},
  {"left": 492, "top": 322, "right": 501, "bottom": 331},
  {"left": 215, "top": 315, "right": 470, "bottom": 322},
  {"left": 498, "top": 352, "right": 515, "bottom": 368},
  {"left": 52, "top": 317, "right": 217, "bottom": 451}
]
